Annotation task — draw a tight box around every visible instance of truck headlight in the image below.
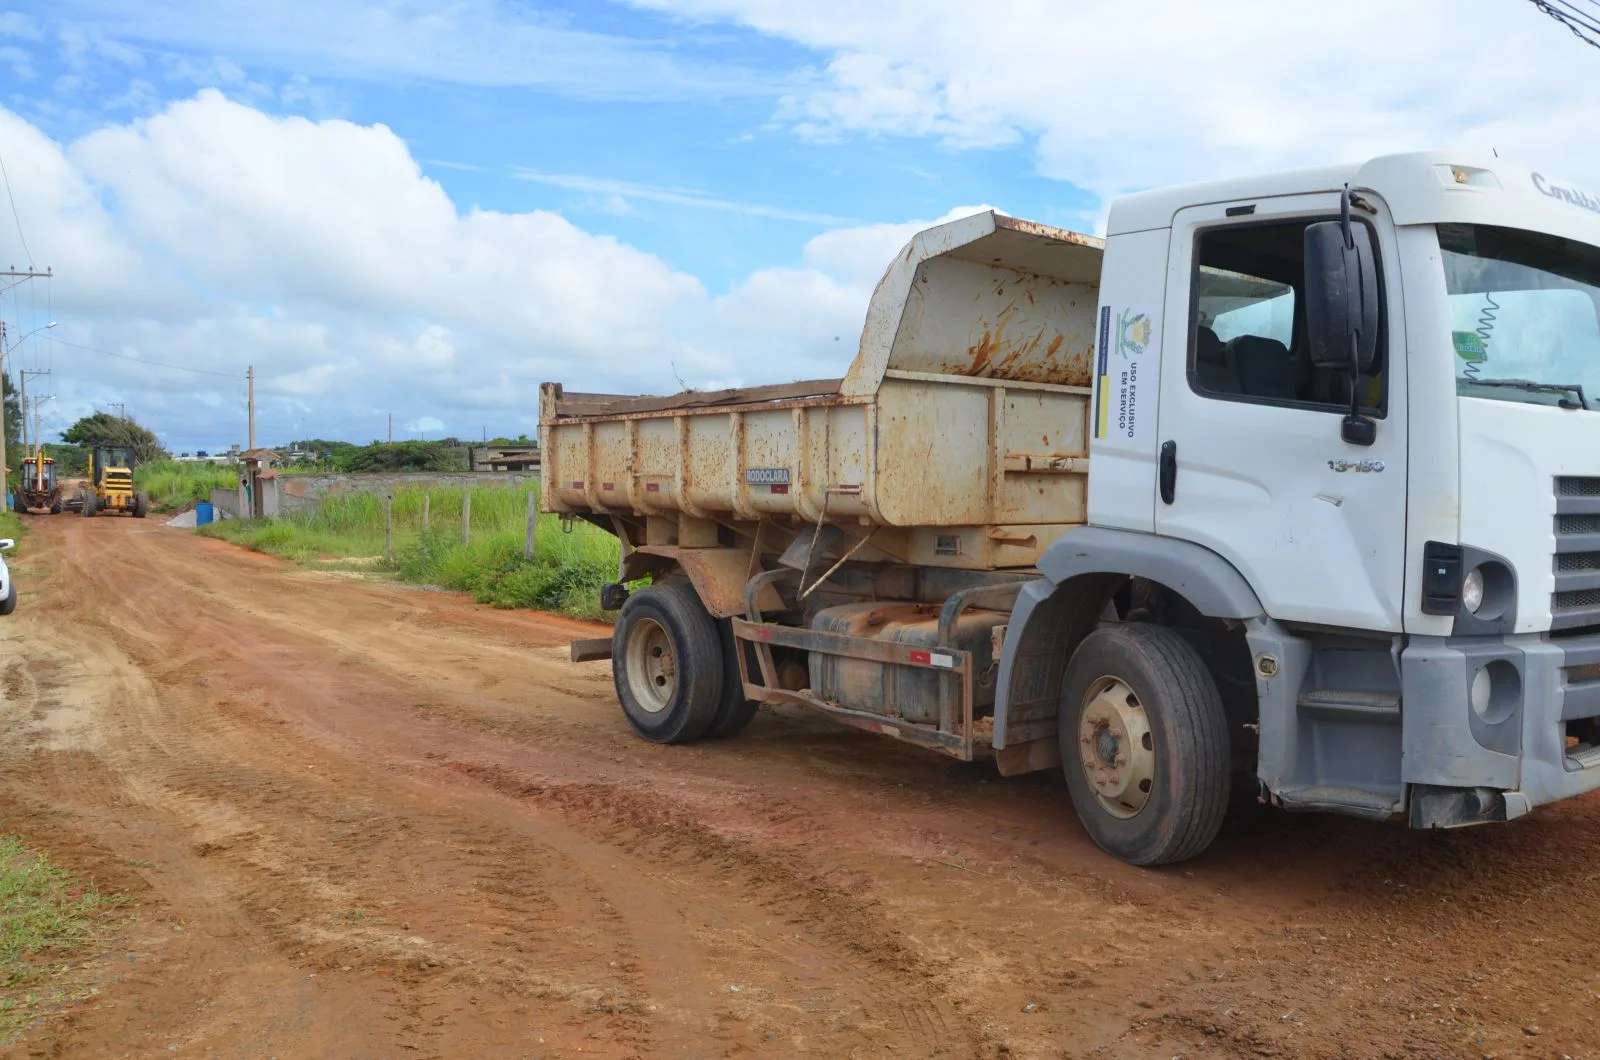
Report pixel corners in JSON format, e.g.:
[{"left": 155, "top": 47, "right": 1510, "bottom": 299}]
[{"left": 1462, "top": 568, "right": 1485, "bottom": 614}]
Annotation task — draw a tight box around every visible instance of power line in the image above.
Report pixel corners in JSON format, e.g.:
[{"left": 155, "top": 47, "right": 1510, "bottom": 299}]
[
  {"left": 0, "top": 146, "right": 32, "bottom": 266},
  {"left": 1529, "top": 0, "right": 1600, "bottom": 48},
  {"left": 44, "top": 334, "right": 238, "bottom": 379}
]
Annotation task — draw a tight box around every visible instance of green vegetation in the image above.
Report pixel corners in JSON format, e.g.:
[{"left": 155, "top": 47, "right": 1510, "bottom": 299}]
[
  {"left": 199, "top": 484, "right": 618, "bottom": 620},
  {"left": 39, "top": 444, "right": 85, "bottom": 479},
  {"left": 0, "top": 836, "right": 123, "bottom": 1038},
  {"left": 327, "top": 440, "right": 468, "bottom": 473},
  {"left": 60, "top": 412, "right": 167, "bottom": 464},
  {"left": 134, "top": 461, "right": 237, "bottom": 512},
  {"left": 0, "top": 511, "right": 22, "bottom": 549}
]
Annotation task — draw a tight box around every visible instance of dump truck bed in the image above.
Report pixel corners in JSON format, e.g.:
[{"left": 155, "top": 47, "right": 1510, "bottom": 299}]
[{"left": 540, "top": 212, "right": 1105, "bottom": 570}]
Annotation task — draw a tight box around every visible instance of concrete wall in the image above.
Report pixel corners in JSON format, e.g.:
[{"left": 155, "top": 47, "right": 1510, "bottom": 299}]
[
  {"left": 277, "top": 471, "right": 537, "bottom": 513},
  {"left": 209, "top": 487, "right": 240, "bottom": 518}
]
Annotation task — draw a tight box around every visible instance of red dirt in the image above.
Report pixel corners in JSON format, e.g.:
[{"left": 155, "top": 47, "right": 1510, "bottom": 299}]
[{"left": 1, "top": 517, "right": 1597, "bottom": 1058}]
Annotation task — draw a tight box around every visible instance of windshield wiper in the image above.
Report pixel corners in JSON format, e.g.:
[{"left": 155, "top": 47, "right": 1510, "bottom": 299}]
[{"left": 1464, "top": 377, "right": 1590, "bottom": 410}]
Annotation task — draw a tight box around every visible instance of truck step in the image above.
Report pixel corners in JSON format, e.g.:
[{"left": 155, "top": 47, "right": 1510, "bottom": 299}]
[
  {"left": 1296, "top": 688, "right": 1401, "bottom": 721},
  {"left": 1274, "top": 785, "right": 1402, "bottom": 820}
]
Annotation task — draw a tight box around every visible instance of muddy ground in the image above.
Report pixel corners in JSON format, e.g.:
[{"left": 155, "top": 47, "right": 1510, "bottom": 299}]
[{"left": 0, "top": 517, "right": 1597, "bottom": 1059}]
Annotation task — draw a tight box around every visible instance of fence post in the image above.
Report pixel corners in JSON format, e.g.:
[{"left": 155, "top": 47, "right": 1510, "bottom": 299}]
[
  {"left": 422, "top": 491, "right": 430, "bottom": 531},
  {"left": 461, "top": 492, "right": 471, "bottom": 546},
  {"left": 384, "top": 494, "right": 393, "bottom": 565},
  {"left": 524, "top": 490, "right": 537, "bottom": 561}
]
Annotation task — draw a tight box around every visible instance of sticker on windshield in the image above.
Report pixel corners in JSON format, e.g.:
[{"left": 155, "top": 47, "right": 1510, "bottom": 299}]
[{"left": 1452, "top": 330, "right": 1488, "bottom": 363}]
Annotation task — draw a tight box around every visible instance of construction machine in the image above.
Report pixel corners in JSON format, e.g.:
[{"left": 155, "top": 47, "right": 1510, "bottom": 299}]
[
  {"left": 12, "top": 449, "right": 62, "bottom": 514},
  {"left": 71, "top": 445, "right": 148, "bottom": 518}
]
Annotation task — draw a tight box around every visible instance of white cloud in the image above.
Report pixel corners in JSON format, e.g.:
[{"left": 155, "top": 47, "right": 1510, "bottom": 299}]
[
  {"left": 629, "top": 0, "right": 1600, "bottom": 203},
  {"left": 47, "top": 0, "right": 783, "bottom": 101},
  {"left": 0, "top": 12, "right": 42, "bottom": 40},
  {"left": 0, "top": 92, "right": 941, "bottom": 449},
  {"left": 512, "top": 170, "right": 856, "bottom": 225},
  {"left": 0, "top": 45, "right": 35, "bottom": 81},
  {"left": 406, "top": 416, "right": 445, "bottom": 435}
]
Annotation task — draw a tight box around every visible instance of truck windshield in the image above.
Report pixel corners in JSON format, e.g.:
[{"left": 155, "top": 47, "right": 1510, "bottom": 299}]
[{"left": 1441, "top": 223, "right": 1600, "bottom": 410}]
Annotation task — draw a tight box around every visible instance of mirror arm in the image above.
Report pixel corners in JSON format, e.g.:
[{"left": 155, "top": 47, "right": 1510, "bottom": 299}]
[{"left": 1342, "top": 330, "right": 1376, "bottom": 447}]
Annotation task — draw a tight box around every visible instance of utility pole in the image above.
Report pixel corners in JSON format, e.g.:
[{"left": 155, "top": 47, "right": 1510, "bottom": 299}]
[
  {"left": 19, "top": 369, "right": 49, "bottom": 452},
  {"left": 0, "top": 308, "right": 57, "bottom": 510},
  {"left": 31, "top": 395, "right": 49, "bottom": 453},
  {"left": 26, "top": 394, "right": 50, "bottom": 492},
  {"left": 247, "top": 365, "right": 255, "bottom": 451},
  {"left": 110, "top": 401, "right": 127, "bottom": 420},
  {"left": 388, "top": 412, "right": 393, "bottom": 444}
]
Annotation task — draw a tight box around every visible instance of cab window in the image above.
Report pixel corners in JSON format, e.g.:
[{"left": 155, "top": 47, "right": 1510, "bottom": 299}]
[{"left": 1190, "top": 219, "right": 1385, "bottom": 413}]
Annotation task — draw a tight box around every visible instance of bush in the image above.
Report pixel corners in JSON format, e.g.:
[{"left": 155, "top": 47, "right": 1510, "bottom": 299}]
[
  {"left": 201, "top": 483, "right": 620, "bottom": 621},
  {"left": 135, "top": 461, "right": 238, "bottom": 512}
]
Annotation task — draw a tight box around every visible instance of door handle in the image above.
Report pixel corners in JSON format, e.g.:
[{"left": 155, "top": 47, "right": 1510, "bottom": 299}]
[{"left": 1159, "top": 440, "right": 1177, "bottom": 505}]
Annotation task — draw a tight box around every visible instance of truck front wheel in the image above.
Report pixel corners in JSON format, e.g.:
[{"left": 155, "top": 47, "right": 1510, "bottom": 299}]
[
  {"left": 1058, "top": 623, "right": 1231, "bottom": 867},
  {"left": 613, "top": 581, "right": 723, "bottom": 744}
]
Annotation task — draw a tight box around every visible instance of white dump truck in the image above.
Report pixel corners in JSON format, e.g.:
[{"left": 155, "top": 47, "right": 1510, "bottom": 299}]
[{"left": 541, "top": 151, "right": 1600, "bottom": 865}]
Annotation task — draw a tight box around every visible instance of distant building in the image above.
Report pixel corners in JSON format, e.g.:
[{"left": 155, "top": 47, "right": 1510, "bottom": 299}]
[{"left": 467, "top": 444, "right": 540, "bottom": 472}]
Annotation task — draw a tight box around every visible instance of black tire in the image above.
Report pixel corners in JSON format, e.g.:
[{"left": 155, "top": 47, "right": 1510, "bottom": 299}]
[
  {"left": 1058, "top": 623, "right": 1230, "bottom": 867},
  {"left": 705, "top": 618, "right": 761, "bottom": 739},
  {"left": 50, "top": 496, "right": 61, "bottom": 515},
  {"left": 133, "top": 492, "right": 149, "bottom": 518},
  {"left": 612, "top": 581, "right": 723, "bottom": 744},
  {"left": 81, "top": 492, "right": 96, "bottom": 518},
  {"left": 0, "top": 585, "right": 15, "bottom": 616}
]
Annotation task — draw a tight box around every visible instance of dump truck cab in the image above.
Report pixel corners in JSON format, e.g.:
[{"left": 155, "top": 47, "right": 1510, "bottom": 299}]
[
  {"left": 1077, "top": 152, "right": 1600, "bottom": 831},
  {"left": 544, "top": 151, "right": 1600, "bottom": 866}
]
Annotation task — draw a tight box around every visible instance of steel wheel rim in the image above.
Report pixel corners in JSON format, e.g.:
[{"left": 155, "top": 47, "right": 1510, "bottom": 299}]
[
  {"left": 625, "top": 617, "right": 676, "bottom": 714},
  {"left": 1077, "top": 675, "right": 1156, "bottom": 819}
]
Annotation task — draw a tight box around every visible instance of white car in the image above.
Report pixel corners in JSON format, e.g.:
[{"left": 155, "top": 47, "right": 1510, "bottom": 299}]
[{"left": 0, "top": 538, "right": 16, "bottom": 615}]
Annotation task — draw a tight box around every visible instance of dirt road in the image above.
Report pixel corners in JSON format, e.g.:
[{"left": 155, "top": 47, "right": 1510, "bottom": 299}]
[{"left": 1, "top": 517, "right": 1598, "bottom": 1058}]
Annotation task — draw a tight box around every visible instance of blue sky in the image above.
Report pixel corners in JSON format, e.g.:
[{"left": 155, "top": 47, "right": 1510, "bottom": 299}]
[{"left": 0, "top": 0, "right": 1597, "bottom": 450}]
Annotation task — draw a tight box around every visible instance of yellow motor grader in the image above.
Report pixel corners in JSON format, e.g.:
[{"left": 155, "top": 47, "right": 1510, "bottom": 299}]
[{"left": 69, "top": 445, "right": 148, "bottom": 518}]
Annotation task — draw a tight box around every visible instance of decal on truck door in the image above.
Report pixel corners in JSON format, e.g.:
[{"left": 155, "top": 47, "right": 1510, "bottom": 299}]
[{"left": 1095, "top": 305, "right": 1157, "bottom": 441}]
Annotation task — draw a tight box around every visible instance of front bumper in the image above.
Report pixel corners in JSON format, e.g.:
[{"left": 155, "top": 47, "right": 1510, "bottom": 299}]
[{"left": 1402, "top": 630, "right": 1600, "bottom": 822}]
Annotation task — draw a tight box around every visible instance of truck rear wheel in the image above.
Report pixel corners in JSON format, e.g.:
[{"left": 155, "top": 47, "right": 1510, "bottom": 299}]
[
  {"left": 81, "top": 493, "right": 96, "bottom": 518},
  {"left": 706, "top": 619, "right": 760, "bottom": 739},
  {"left": 1058, "top": 623, "right": 1230, "bottom": 867},
  {"left": 613, "top": 581, "right": 723, "bottom": 744},
  {"left": 133, "top": 492, "right": 149, "bottom": 518}
]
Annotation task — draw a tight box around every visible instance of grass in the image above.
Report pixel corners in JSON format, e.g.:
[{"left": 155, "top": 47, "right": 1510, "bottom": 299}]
[
  {"left": 0, "top": 836, "right": 123, "bottom": 1039},
  {"left": 0, "top": 511, "right": 22, "bottom": 552},
  {"left": 133, "top": 461, "right": 238, "bottom": 513},
  {"left": 199, "top": 483, "right": 620, "bottom": 621}
]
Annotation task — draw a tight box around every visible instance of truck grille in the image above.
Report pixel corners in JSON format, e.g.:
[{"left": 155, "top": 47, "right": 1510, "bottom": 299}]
[{"left": 1553, "top": 477, "right": 1600, "bottom": 632}]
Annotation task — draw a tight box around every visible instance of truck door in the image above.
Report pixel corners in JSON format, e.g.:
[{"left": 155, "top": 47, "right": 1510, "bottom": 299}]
[{"left": 1153, "top": 193, "right": 1408, "bottom": 632}]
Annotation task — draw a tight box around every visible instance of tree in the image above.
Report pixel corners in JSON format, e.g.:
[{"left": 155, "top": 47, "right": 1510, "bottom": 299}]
[
  {"left": 61, "top": 412, "right": 169, "bottom": 464},
  {"left": 332, "top": 440, "right": 466, "bottom": 472},
  {"left": 2, "top": 374, "right": 18, "bottom": 459}
]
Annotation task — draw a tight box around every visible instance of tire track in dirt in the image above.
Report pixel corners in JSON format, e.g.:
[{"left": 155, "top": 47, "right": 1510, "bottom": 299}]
[
  {"left": 4, "top": 518, "right": 1600, "bottom": 1058},
  {"left": 0, "top": 519, "right": 993, "bottom": 1058}
]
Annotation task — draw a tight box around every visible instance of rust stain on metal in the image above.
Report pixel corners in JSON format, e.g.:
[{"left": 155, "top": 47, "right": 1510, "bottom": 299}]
[{"left": 993, "top": 215, "right": 1106, "bottom": 248}]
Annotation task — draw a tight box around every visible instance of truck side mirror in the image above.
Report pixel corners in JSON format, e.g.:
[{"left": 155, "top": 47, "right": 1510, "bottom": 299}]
[
  {"left": 1305, "top": 219, "right": 1378, "bottom": 372},
  {"left": 1305, "top": 213, "right": 1380, "bottom": 446}
]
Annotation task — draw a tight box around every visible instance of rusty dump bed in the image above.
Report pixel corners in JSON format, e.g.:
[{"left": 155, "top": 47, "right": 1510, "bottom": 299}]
[{"left": 540, "top": 212, "right": 1104, "bottom": 570}]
